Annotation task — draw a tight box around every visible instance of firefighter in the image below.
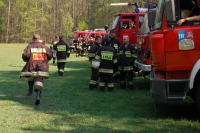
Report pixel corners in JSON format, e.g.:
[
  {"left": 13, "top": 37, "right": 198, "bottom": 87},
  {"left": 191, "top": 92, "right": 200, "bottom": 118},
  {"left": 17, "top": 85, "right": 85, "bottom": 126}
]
[
  {"left": 128, "top": 20, "right": 136, "bottom": 29},
  {"left": 101, "top": 25, "right": 110, "bottom": 45},
  {"left": 53, "top": 36, "right": 70, "bottom": 76},
  {"left": 88, "top": 37, "right": 94, "bottom": 46},
  {"left": 88, "top": 36, "right": 102, "bottom": 90},
  {"left": 109, "top": 29, "right": 120, "bottom": 81},
  {"left": 187, "top": 0, "right": 200, "bottom": 17},
  {"left": 95, "top": 38, "right": 117, "bottom": 92},
  {"left": 20, "top": 34, "right": 53, "bottom": 105},
  {"left": 178, "top": 0, "right": 200, "bottom": 26},
  {"left": 81, "top": 38, "right": 87, "bottom": 56},
  {"left": 51, "top": 36, "right": 59, "bottom": 63},
  {"left": 118, "top": 35, "right": 136, "bottom": 91},
  {"left": 76, "top": 37, "right": 83, "bottom": 57}
]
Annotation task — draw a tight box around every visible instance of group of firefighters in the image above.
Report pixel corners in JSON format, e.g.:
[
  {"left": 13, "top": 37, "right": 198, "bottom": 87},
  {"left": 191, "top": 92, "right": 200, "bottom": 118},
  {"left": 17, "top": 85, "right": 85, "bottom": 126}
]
[
  {"left": 19, "top": 28, "right": 137, "bottom": 105},
  {"left": 73, "top": 35, "right": 86, "bottom": 57},
  {"left": 88, "top": 30, "right": 136, "bottom": 92}
]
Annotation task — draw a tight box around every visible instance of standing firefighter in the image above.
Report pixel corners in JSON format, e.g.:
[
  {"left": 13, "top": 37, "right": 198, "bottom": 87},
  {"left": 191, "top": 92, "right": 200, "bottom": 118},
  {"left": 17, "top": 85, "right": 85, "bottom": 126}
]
[
  {"left": 109, "top": 29, "right": 120, "bottom": 81},
  {"left": 20, "top": 34, "right": 52, "bottom": 105},
  {"left": 88, "top": 36, "right": 102, "bottom": 90},
  {"left": 118, "top": 35, "right": 135, "bottom": 91},
  {"left": 76, "top": 38, "right": 83, "bottom": 57},
  {"left": 53, "top": 36, "right": 70, "bottom": 76},
  {"left": 95, "top": 38, "right": 117, "bottom": 92},
  {"left": 51, "top": 36, "right": 59, "bottom": 63}
]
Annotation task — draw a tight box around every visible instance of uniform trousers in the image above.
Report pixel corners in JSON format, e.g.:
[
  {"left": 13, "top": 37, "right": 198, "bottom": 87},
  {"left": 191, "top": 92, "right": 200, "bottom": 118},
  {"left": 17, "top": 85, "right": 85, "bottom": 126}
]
[
  {"left": 113, "top": 63, "right": 119, "bottom": 81},
  {"left": 28, "top": 77, "right": 44, "bottom": 91},
  {"left": 89, "top": 68, "right": 99, "bottom": 89},
  {"left": 57, "top": 62, "right": 66, "bottom": 76},
  {"left": 119, "top": 70, "right": 133, "bottom": 90},
  {"left": 99, "top": 73, "right": 114, "bottom": 92}
]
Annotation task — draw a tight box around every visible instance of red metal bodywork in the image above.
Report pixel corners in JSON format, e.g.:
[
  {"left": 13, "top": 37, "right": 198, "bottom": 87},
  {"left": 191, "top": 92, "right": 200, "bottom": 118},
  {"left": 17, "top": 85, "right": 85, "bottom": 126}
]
[
  {"left": 151, "top": 24, "right": 200, "bottom": 80},
  {"left": 149, "top": 0, "right": 200, "bottom": 104},
  {"left": 73, "top": 31, "right": 88, "bottom": 39},
  {"left": 71, "top": 31, "right": 88, "bottom": 46}
]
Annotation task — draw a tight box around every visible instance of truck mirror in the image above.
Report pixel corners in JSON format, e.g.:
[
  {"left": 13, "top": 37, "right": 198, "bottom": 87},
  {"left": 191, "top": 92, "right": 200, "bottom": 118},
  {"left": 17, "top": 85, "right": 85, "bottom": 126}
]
[
  {"left": 148, "top": 9, "right": 156, "bottom": 29},
  {"left": 165, "top": 0, "right": 176, "bottom": 21}
]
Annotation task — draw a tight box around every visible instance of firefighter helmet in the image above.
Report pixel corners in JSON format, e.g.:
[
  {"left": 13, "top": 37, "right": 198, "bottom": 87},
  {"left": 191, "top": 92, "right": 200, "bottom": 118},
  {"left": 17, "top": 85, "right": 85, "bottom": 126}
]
[{"left": 91, "top": 59, "right": 101, "bottom": 68}]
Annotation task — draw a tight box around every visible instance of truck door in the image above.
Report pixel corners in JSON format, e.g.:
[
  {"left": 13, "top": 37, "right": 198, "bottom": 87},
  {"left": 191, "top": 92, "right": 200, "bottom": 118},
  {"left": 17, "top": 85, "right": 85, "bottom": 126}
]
[{"left": 164, "top": 0, "right": 200, "bottom": 78}]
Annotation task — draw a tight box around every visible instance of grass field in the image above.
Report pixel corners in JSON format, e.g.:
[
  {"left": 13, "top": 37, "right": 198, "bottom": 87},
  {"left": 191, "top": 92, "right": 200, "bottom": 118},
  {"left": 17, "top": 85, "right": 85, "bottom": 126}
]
[{"left": 0, "top": 44, "right": 200, "bottom": 133}]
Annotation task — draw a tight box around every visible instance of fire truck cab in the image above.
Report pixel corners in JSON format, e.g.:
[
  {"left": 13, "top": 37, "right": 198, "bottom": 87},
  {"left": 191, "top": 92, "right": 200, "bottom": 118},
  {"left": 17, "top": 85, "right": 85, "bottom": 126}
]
[
  {"left": 111, "top": 12, "right": 146, "bottom": 45},
  {"left": 149, "top": 0, "right": 200, "bottom": 111}
]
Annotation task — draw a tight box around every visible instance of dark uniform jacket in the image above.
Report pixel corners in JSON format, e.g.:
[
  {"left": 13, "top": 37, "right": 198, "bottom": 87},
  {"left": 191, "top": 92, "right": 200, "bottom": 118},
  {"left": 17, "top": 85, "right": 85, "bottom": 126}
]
[
  {"left": 96, "top": 46, "right": 117, "bottom": 74},
  {"left": 118, "top": 44, "right": 135, "bottom": 71},
  {"left": 53, "top": 40, "right": 70, "bottom": 62},
  {"left": 20, "top": 41, "right": 53, "bottom": 78},
  {"left": 110, "top": 38, "right": 120, "bottom": 54},
  {"left": 189, "top": 7, "right": 200, "bottom": 17},
  {"left": 88, "top": 42, "right": 101, "bottom": 62}
]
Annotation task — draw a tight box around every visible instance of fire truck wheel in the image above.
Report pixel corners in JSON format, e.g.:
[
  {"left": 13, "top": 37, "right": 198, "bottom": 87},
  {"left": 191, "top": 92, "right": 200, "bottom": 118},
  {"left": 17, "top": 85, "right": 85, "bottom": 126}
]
[
  {"left": 190, "top": 88, "right": 196, "bottom": 101},
  {"left": 190, "top": 94, "right": 196, "bottom": 101},
  {"left": 196, "top": 86, "right": 200, "bottom": 112}
]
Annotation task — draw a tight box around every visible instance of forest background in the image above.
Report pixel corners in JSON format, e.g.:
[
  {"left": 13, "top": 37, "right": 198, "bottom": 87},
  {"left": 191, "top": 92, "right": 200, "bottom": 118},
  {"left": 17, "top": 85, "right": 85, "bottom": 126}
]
[{"left": 0, "top": 0, "right": 158, "bottom": 43}]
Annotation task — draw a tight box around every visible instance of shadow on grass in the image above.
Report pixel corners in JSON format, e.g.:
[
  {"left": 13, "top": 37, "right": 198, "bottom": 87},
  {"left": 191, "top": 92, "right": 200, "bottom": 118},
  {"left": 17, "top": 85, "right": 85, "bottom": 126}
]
[
  {"left": 22, "top": 126, "right": 134, "bottom": 133},
  {"left": 156, "top": 102, "right": 200, "bottom": 120},
  {"left": 0, "top": 58, "right": 200, "bottom": 132}
]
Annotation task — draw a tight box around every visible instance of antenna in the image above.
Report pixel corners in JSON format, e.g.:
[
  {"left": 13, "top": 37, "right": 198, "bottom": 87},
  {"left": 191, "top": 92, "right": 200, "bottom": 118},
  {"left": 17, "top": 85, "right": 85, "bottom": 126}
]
[
  {"left": 110, "top": 3, "right": 137, "bottom": 6},
  {"left": 110, "top": 3, "right": 128, "bottom": 6},
  {"left": 110, "top": 1, "right": 149, "bottom": 8},
  {"left": 110, "top": 1, "right": 149, "bottom": 13}
]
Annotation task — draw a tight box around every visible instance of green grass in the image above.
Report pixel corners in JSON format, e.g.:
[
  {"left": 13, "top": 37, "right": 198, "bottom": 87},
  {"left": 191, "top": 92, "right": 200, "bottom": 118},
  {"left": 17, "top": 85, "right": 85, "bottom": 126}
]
[{"left": 0, "top": 44, "right": 200, "bottom": 133}]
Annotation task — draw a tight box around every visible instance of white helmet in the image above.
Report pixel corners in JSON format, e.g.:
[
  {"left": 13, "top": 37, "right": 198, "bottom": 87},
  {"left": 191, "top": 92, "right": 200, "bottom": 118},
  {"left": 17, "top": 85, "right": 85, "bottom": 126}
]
[{"left": 91, "top": 59, "right": 101, "bottom": 68}]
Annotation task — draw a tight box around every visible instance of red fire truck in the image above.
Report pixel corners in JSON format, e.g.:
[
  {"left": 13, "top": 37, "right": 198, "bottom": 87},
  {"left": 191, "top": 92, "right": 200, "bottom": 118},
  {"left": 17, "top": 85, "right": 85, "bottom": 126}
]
[
  {"left": 148, "top": 0, "right": 200, "bottom": 111},
  {"left": 110, "top": 2, "right": 148, "bottom": 45},
  {"left": 111, "top": 12, "right": 146, "bottom": 45}
]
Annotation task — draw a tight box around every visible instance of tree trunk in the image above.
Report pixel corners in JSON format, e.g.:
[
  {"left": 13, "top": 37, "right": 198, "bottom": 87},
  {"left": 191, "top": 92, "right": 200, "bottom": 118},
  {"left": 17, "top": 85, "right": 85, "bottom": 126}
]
[{"left": 6, "top": 0, "right": 11, "bottom": 43}]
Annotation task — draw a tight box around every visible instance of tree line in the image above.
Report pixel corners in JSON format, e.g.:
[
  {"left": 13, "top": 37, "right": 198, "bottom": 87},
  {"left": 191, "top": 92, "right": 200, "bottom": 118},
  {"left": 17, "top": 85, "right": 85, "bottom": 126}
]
[{"left": 0, "top": 0, "right": 157, "bottom": 43}]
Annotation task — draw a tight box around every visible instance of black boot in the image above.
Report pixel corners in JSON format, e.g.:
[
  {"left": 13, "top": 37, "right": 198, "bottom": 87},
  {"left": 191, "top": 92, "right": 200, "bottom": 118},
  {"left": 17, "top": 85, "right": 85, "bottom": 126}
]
[
  {"left": 27, "top": 81, "right": 34, "bottom": 96},
  {"left": 89, "top": 84, "right": 98, "bottom": 90},
  {"left": 120, "top": 84, "right": 126, "bottom": 89},
  {"left": 58, "top": 71, "right": 63, "bottom": 76},
  {"left": 60, "top": 72, "right": 63, "bottom": 76},
  {"left": 127, "top": 85, "right": 133, "bottom": 91},
  {"left": 35, "top": 90, "right": 42, "bottom": 105},
  {"left": 58, "top": 71, "right": 61, "bottom": 76},
  {"left": 108, "top": 87, "right": 114, "bottom": 92},
  {"left": 99, "top": 87, "right": 105, "bottom": 92}
]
